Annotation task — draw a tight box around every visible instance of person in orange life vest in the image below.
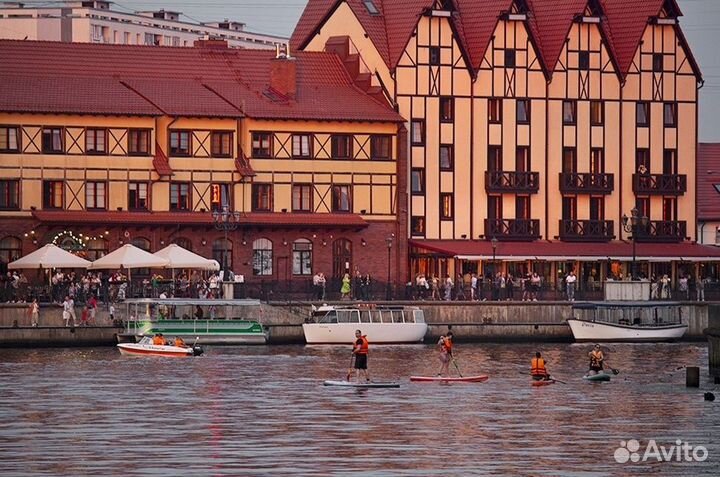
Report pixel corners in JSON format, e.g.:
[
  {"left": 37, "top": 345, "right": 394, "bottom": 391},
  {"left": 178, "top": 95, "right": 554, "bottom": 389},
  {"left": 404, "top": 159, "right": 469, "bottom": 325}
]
[
  {"left": 531, "top": 351, "right": 551, "bottom": 381},
  {"left": 152, "top": 333, "right": 166, "bottom": 345},
  {"left": 350, "top": 329, "right": 370, "bottom": 382},
  {"left": 174, "top": 336, "right": 186, "bottom": 347},
  {"left": 437, "top": 332, "right": 454, "bottom": 376},
  {"left": 588, "top": 344, "right": 605, "bottom": 374}
]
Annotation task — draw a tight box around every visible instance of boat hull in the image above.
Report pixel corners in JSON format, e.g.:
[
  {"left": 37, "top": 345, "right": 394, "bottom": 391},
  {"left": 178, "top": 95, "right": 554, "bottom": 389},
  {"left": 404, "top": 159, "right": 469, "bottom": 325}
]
[
  {"left": 117, "top": 343, "right": 194, "bottom": 358},
  {"left": 583, "top": 373, "right": 611, "bottom": 382},
  {"left": 567, "top": 318, "right": 687, "bottom": 342},
  {"left": 323, "top": 380, "right": 400, "bottom": 388},
  {"left": 303, "top": 323, "right": 427, "bottom": 344},
  {"left": 531, "top": 379, "right": 556, "bottom": 387},
  {"left": 410, "top": 375, "right": 489, "bottom": 383},
  {"left": 131, "top": 320, "right": 268, "bottom": 345}
]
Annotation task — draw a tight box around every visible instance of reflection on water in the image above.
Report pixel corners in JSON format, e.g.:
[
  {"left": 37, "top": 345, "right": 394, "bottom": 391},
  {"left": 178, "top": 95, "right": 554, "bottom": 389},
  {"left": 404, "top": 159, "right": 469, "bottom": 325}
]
[{"left": 0, "top": 343, "right": 717, "bottom": 476}]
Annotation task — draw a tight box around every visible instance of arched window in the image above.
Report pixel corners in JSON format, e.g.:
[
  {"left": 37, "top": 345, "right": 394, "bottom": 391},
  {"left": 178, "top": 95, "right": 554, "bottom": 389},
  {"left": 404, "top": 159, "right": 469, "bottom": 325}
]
[
  {"left": 131, "top": 237, "right": 151, "bottom": 275},
  {"left": 212, "top": 238, "right": 232, "bottom": 270},
  {"left": 252, "top": 238, "right": 273, "bottom": 276},
  {"left": 173, "top": 237, "right": 193, "bottom": 251},
  {"left": 86, "top": 238, "right": 108, "bottom": 261},
  {"left": 292, "top": 238, "right": 312, "bottom": 275},
  {"left": 0, "top": 236, "right": 22, "bottom": 265},
  {"left": 332, "top": 238, "right": 352, "bottom": 278}
]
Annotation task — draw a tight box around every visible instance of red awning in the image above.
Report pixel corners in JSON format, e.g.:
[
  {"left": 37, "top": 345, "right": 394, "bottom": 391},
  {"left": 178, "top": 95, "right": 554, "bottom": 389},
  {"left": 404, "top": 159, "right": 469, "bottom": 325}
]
[
  {"left": 409, "top": 239, "right": 720, "bottom": 262},
  {"left": 32, "top": 210, "right": 368, "bottom": 228}
]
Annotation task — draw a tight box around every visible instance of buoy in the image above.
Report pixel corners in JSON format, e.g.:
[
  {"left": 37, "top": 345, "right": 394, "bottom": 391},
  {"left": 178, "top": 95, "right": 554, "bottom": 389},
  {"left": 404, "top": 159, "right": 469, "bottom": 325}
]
[{"left": 704, "top": 392, "right": 715, "bottom": 402}]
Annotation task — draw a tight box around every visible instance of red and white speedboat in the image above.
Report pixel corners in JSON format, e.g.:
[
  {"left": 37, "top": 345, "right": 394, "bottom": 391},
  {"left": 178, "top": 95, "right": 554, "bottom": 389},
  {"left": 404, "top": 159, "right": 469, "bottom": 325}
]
[{"left": 117, "top": 336, "right": 203, "bottom": 358}]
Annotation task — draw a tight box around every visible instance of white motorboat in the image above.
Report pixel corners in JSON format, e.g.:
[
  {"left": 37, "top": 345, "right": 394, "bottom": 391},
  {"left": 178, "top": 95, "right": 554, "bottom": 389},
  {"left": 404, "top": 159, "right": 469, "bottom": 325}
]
[
  {"left": 117, "top": 336, "right": 204, "bottom": 357},
  {"left": 303, "top": 304, "right": 428, "bottom": 344},
  {"left": 567, "top": 302, "right": 687, "bottom": 342}
]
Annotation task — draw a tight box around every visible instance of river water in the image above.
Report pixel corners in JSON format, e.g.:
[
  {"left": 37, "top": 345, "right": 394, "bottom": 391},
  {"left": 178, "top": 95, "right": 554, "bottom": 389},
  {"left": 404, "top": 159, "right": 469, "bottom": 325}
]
[{"left": 0, "top": 342, "right": 717, "bottom": 476}]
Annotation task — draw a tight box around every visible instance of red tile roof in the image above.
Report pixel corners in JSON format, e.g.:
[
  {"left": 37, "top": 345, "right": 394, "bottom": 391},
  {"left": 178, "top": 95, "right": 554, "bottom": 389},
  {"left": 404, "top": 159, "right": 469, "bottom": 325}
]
[
  {"left": 0, "top": 40, "right": 403, "bottom": 122},
  {"left": 291, "top": 0, "right": 702, "bottom": 80},
  {"left": 410, "top": 239, "right": 720, "bottom": 260},
  {"left": 698, "top": 143, "right": 720, "bottom": 221},
  {"left": 152, "top": 145, "right": 173, "bottom": 177},
  {"left": 32, "top": 210, "right": 369, "bottom": 228}
]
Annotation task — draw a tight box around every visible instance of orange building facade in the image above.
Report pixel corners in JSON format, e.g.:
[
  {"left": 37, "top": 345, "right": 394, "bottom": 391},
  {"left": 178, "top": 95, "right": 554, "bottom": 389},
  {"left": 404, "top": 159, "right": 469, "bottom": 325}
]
[
  {"left": 293, "top": 0, "right": 720, "bottom": 288},
  {"left": 0, "top": 40, "right": 407, "bottom": 295}
]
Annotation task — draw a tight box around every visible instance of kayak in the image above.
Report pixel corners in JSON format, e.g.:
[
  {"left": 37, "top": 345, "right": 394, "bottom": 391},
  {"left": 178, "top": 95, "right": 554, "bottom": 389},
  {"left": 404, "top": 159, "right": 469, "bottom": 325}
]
[
  {"left": 531, "top": 379, "right": 556, "bottom": 387},
  {"left": 323, "top": 380, "right": 400, "bottom": 388},
  {"left": 410, "top": 375, "right": 489, "bottom": 383},
  {"left": 583, "top": 373, "right": 611, "bottom": 382}
]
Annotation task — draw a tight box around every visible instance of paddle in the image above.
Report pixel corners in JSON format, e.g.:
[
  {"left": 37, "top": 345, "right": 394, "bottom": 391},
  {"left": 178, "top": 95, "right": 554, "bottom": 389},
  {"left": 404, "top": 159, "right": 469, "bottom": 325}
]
[
  {"left": 603, "top": 362, "right": 620, "bottom": 375},
  {"left": 451, "top": 356, "right": 463, "bottom": 378},
  {"left": 346, "top": 354, "right": 355, "bottom": 382},
  {"left": 548, "top": 376, "right": 567, "bottom": 384}
]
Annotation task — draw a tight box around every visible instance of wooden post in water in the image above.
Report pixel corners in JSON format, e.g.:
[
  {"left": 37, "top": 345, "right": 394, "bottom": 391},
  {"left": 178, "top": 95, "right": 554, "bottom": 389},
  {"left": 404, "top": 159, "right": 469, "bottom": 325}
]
[{"left": 686, "top": 366, "right": 700, "bottom": 388}]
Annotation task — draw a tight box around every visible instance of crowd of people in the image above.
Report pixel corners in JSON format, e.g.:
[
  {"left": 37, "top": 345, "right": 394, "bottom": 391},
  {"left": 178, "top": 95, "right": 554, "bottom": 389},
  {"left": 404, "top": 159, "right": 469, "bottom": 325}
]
[{"left": 410, "top": 271, "right": 547, "bottom": 301}]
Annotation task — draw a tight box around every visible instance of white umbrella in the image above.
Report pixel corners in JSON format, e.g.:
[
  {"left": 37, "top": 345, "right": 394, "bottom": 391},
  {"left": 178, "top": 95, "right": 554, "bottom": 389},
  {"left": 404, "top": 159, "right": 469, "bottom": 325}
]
[
  {"left": 88, "top": 244, "right": 168, "bottom": 282},
  {"left": 8, "top": 244, "right": 90, "bottom": 270},
  {"left": 153, "top": 244, "right": 219, "bottom": 270}
]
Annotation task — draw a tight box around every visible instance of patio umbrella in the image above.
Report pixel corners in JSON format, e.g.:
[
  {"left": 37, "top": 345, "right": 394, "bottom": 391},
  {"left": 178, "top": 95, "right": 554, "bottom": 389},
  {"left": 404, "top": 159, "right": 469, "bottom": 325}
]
[
  {"left": 8, "top": 244, "right": 91, "bottom": 270},
  {"left": 153, "top": 244, "right": 219, "bottom": 271},
  {"left": 88, "top": 244, "right": 168, "bottom": 282}
]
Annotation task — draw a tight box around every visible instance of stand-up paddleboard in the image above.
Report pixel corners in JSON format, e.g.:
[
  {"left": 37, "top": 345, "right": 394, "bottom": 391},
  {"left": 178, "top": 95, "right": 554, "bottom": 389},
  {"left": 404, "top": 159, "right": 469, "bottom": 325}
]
[
  {"left": 583, "top": 373, "right": 611, "bottom": 382},
  {"left": 410, "top": 375, "right": 489, "bottom": 383},
  {"left": 323, "top": 380, "right": 400, "bottom": 388},
  {"left": 531, "top": 379, "right": 556, "bottom": 387}
]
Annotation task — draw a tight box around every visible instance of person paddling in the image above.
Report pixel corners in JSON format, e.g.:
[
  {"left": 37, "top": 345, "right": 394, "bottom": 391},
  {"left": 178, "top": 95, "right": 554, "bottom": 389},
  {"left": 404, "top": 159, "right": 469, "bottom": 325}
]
[
  {"left": 348, "top": 329, "right": 370, "bottom": 382},
  {"left": 588, "top": 344, "right": 605, "bottom": 375},
  {"left": 437, "top": 332, "right": 454, "bottom": 376},
  {"left": 531, "top": 351, "right": 551, "bottom": 381}
]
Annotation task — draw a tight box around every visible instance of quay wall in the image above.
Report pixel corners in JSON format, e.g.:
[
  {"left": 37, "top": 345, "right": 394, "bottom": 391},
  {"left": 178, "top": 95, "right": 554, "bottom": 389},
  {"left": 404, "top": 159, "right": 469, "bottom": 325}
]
[
  {"left": 0, "top": 301, "right": 711, "bottom": 346},
  {"left": 705, "top": 304, "right": 720, "bottom": 377}
]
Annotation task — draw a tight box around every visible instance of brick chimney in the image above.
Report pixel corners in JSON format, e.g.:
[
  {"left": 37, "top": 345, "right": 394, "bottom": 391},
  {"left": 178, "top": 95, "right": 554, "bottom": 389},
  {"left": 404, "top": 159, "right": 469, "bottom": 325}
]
[{"left": 270, "top": 44, "right": 296, "bottom": 99}]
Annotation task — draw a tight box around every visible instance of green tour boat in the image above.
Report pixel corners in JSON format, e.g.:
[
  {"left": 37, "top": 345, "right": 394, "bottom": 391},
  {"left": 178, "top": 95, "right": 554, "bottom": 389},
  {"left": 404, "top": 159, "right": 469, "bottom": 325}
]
[{"left": 118, "top": 298, "right": 268, "bottom": 345}]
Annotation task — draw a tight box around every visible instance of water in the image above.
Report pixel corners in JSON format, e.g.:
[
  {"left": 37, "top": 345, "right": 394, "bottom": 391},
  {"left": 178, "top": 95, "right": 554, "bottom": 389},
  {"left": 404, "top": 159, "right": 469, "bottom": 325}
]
[{"left": 0, "top": 343, "right": 717, "bottom": 476}]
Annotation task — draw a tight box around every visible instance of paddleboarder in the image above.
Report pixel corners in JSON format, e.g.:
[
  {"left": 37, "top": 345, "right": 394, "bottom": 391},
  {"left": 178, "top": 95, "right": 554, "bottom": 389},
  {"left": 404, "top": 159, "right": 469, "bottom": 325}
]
[
  {"left": 530, "top": 351, "right": 551, "bottom": 381},
  {"left": 349, "top": 329, "right": 370, "bottom": 382},
  {"left": 437, "top": 331, "right": 454, "bottom": 376},
  {"left": 588, "top": 344, "right": 605, "bottom": 375}
]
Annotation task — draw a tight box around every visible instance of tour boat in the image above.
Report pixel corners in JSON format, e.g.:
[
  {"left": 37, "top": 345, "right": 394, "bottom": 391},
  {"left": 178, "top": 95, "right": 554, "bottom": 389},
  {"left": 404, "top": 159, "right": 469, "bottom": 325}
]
[
  {"left": 567, "top": 302, "right": 687, "bottom": 342},
  {"left": 117, "top": 336, "right": 203, "bottom": 358},
  {"left": 119, "top": 299, "right": 269, "bottom": 345},
  {"left": 303, "top": 304, "right": 428, "bottom": 344}
]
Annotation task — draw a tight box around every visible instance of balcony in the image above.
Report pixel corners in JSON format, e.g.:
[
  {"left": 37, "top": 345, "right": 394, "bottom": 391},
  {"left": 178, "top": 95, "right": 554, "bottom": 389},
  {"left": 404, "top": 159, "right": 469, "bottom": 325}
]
[
  {"left": 485, "top": 219, "right": 540, "bottom": 241},
  {"left": 559, "top": 220, "right": 614, "bottom": 242},
  {"left": 559, "top": 173, "right": 614, "bottom": 194},
  {"left": 485, "top": 171, "right": 540, "bottom": 193},
  {"left": 632, "top": 173, "right": 687, "bottom": 195},
  {"left": 634, "top": 220, "right": 687, "bottom": 243}
]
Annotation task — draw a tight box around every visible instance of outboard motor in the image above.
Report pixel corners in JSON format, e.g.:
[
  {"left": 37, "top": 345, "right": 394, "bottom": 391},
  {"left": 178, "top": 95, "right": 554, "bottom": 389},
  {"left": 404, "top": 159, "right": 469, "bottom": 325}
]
[{"left": 192, "top": 345, "right": 204, "bottom": 356}]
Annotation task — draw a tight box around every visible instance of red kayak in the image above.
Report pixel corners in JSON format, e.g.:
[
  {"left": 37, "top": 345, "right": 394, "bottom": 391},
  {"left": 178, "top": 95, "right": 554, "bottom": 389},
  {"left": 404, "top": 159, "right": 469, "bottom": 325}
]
[
  {"left": 410, "top": 375, "right": 489, "bottom": 383},
  {"left": 531, "top": 379, "right": 556, "bottom": 387}
]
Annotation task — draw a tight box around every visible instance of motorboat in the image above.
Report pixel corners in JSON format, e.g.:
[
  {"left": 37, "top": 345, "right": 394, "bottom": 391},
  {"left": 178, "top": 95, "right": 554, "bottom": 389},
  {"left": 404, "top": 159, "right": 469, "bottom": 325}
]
[
  {"left": 303, "top": 304, "right": 428, "bottom": 344},
  {"left": 117, "top": 336, "right": 203, "bottom": 357},
  {"left": 567, "top": 302, "right": 687, "bottom": 342},
  {"left": 118, "top": 298, "right": 269, "bottom": 345}
]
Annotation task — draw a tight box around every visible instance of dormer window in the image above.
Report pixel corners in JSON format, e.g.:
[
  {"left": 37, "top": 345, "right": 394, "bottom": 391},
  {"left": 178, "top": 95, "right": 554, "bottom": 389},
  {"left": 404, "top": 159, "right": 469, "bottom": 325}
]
[{"left": 363, "top": 0, "right": 380, "bottom": 15}]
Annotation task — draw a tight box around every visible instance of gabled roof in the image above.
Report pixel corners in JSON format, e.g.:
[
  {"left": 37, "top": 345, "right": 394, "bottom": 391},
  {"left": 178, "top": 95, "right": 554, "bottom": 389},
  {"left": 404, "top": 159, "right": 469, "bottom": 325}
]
[
  {"left": 291, "top": 0, "right": 702, "bottom": 82},
  {"left": 697, "top": 143, "right": 720, "bottom": 222},
  {"left": 0, "top": 40, "right": 403, "bottom": 122}
]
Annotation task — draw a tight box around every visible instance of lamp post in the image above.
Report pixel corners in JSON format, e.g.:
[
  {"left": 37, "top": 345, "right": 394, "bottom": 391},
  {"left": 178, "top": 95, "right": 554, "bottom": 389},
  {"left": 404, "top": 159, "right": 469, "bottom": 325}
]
[
  {"left": 621, "top": 207, "right": 649, "bottom": 280},
  {"left": 212, "top": 204, "right": 241, "bottom": 282},
  {"left": 490, "top": 236, "right": 498, "bottom": 276},
  {"left": 386, "top": 235, "right": 393, "bottom": 300}
]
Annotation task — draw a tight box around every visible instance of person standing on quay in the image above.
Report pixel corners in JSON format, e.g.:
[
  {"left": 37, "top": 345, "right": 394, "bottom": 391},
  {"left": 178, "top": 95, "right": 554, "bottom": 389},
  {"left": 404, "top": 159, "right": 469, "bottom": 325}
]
[
  {"left": 63, "top": 295, "right": 77, "bottom": 327},
  {"left": 565, "top": 270, "right": 577, "bottom": 301},
  {"left": 340, "top": 273, "right": 351, "bottom": 300},
  {"left": 28, "top": 298, "right": 39, "bottom": 327}
]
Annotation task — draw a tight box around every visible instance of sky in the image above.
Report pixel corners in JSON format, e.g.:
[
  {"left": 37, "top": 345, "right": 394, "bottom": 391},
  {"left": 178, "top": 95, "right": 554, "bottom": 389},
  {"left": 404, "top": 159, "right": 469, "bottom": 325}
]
[{"left": 109, "top": 0, "right": 720, "bottom": 141}]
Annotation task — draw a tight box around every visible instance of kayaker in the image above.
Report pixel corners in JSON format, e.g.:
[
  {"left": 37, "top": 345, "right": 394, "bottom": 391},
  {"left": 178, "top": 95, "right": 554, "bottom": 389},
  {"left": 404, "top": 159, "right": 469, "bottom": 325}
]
[
  {"left": 350, "top": 329, "right": 370, "bottom": 382},
  {"left": 174, "top": 336, "right": 186, "bottom": 347},
  {"left": 437, "top": 332, "right": 454, "bottom": 376},
  {"left": 588, "top": 344, "right": 605, "bottom": 375},
  {"left": 531, "top": 351, "right": 551, "bottom": 381}
]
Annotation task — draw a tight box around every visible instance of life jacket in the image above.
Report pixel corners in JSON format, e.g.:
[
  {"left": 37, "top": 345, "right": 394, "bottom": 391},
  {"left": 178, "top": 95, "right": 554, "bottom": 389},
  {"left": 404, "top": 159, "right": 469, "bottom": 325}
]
[
  {"left": 152, "top": 336, "right": 165, "bottom": 345},
  {"left": 355, "top": 336, "right": 369, "bottom": 354},
  {"left": 531, "top": 357, "right": 548, "bottom": 376},
  {"left": 589, "top": 351, "right": 604, "bottom": 367},
  {"left": 174, "top": 338, "right": 186, "bottom": 347},
  {"left": 441, "top": 337, "right": 453, "bottom": 355}
]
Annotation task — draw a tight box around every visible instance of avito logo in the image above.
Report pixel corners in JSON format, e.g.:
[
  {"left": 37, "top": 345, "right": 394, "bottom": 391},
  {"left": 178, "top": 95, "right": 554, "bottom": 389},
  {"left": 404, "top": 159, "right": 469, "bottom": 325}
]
[{"left": 615, "top": 439, "right": 708, "bottom": 464}]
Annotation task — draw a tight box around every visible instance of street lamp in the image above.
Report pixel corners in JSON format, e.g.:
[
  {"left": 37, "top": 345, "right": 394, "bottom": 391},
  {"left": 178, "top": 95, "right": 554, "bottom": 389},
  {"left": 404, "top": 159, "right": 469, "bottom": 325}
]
[
  {"left": 621, "top": 207, "right": 649, "bottom": 280},
  {"left": 386, "top": 235, "right": 394, "bottom": 300},
  {"left": 490, "top": 236, "right": 498, "bottom": 276},
  {"left": 212, "top": 204, "right": 241, "bottom": 281}
]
